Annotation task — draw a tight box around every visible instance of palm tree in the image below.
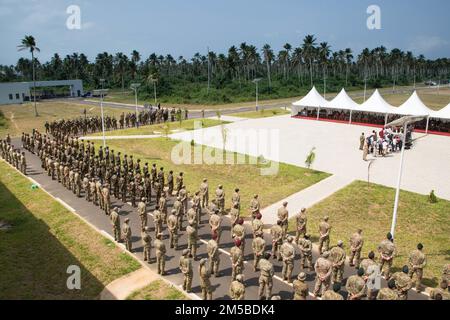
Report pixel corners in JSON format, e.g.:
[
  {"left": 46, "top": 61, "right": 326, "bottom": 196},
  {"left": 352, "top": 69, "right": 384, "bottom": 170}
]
[
  {"left": 262, "top": 44, "right": 273, "bottom": 90},
  {"left": 302, "top": 34, "right": 317, "bottom": 87},
  {"left": 18, "top": 35, "right": 40, "bottom": 116},
  {"left": 344, "top": 48, "right": 353, "bottom": 86},
  {"left": 318, "top": 42, "right": 331, "bottom": 97}
]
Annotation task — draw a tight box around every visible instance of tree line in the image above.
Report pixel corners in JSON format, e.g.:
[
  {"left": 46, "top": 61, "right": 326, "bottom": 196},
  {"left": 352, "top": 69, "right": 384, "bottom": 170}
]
[{"left": 1, "top": 34, "right": 449, "bottom": 104}]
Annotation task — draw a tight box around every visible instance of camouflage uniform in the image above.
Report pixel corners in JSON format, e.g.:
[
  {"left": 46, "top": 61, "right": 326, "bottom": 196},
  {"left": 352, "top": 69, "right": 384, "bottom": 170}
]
[
  {"left": 167, "top": 212, "right": 178, "bottom": 249},
  {"left": 207, "top": 238, "right": 220, "bottom": 276},
  {"left": 376, "top": 287, "right": 398, "bottom": 300},
  {"left": 121, "top": 219, "right": 132, "bottom": 252},
  {"left": 378, "top": 238, "right": 396, "bottom": 279},
  {"left": 318, "top": 217, "right": 331, "bottom": 254},
  {"left": 154, "top": 235, "right": 166, "bottom": 275},
  {"left": 258, "top": 257, "right": 274, "bottom": 300},
  {"left": 110, "top": 208, "right": 121, "bottom": 241},
  {"left": 270, "top": 224, "right": 283, "bottom": 260},
  {"left": 209, "top": 213, "right": 222, "bottom": 244},
  {"left": 392, "top": 271, "right": 412, "bottom": 300},
  {"left": 280, "top": 237, "right": 295, "bottom": 283},
  {"left": 322, "top": 290, "right": 344, "bottom": 300},
  {"left": 329, "top": 243, "right": 346, "bottom": 283},
  {"left": 349, "top": 230, "right": 364, "bottom": 267},
  {"left": 199, "top": 259, "right": 213, "bottom": 300},
  {"left": 137, "top": 199, "right": 147, "bottom": 230},
  {"left": 292, "top": 273, "right": 309, "bottom": 300},
  {"left": 277, "top": 203, "right": 289, "bottom": 238},
  {"left": 252, "top": 236, "right": 266, "bottom": 272},
  {"left": 230, "top": 244, "right": 244, "bottom": 280},
  {"left": 313, "top": 254, "right": 332, "bottom": 297},
  {"left": 141, "top": 229, "right": 152, "bottom": 263},
  {"left": 186, "top": 225, "right": 197, "bottom": 259},
  {"left": 179, "top": 251, "right": 193, "bottom": 292},
  {"left": 408, "top": 248, "right": 426, "bottom": 292},
  {"left": 298, "top": 236, "right": 314, "bottom": 270},
  {"left": 229, "top": 275, "right": 245, "bottom": 300},
  {"left": 295, "top": 209, "right": 307, "bottom": 243},
  {"left": 346, "top": 274, "right": 366, "bottom": 300}
]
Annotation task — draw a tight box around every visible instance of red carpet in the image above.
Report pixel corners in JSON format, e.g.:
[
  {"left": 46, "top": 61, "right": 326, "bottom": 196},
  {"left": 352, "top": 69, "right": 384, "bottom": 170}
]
[{"left": 292, "top": 116, "right": 450, "bottom": 137}]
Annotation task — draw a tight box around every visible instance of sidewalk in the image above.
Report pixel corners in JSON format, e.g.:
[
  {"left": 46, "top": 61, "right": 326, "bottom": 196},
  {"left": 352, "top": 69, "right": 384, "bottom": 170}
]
[
  {"left": 100, "top": 268, "right": 157, "bottom": 300},
  {"left": 261, "top": 175, "right": 354, "bottom": 224}
]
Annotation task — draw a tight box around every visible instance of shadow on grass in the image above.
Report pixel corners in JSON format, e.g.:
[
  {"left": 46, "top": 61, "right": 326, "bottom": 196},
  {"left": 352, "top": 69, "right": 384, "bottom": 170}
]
[{"left": 0, "top": 180, "right": 106, "bottom": 300}]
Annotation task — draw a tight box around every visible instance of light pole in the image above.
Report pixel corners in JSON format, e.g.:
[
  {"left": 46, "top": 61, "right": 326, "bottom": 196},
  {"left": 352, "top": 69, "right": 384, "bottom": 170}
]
[
  {"left": 385, "top": 115, "right": 424, "bottom": 238},
  {"left": 149, "top": 77, "right": 157, "bottom": 105},
  {"left": 99, "top": 79, "right": 107, "bottom": 148},
  {"left": 253, "top": 78, "right": 262, "bottom": 111},
  {"left": 130, "top": 83, "right": 141, "bottom": 127}
]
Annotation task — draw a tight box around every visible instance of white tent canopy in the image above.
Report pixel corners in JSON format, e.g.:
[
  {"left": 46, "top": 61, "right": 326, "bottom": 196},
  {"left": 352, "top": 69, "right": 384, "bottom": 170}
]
[
  {"left": 291, "top": 86, "right": 328, "bottom": 116},
  {"left": 396, "top": 91, "right": 434, "bottom": 116},
  {"left": 325, "top": 88, "right": 360, "bottom": 111},
  {"left": 356, "top": 89, "right": 398, "bottom": 114},
  {"left": 431, "top": 103, "right": 450, "bottom": 120}
]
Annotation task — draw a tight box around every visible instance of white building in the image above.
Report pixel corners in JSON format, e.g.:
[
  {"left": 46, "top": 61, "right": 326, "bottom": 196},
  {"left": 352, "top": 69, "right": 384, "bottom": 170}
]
[{"left": 0, "top": 80, "right": 84, "bottom": 105}]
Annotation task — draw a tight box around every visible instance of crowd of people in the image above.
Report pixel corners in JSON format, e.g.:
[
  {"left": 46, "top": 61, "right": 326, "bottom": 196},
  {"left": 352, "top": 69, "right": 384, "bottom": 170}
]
[
  {"left": 359, "top": 126, "right": 413, "bottom": 161},
  {"left": 297, "top": 108, "right": 450, "bottom": 132},
  {"left": 1, "top": 123, "right": 447, "bottom": 301},
  {"left": 44, "top": 104, "right": 191, "bottom": 137}
]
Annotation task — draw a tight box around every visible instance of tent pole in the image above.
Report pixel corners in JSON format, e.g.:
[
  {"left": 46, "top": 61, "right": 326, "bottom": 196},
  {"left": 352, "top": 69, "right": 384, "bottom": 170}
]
[
  {"left": 317, "top": 107, "right": 320, "bottom": 120},
  {"left": 426, "top": 116, "right": 429, "bottom": 134},
  {"left": 349, "top": 110, "right": 352, "bottom": 124},
  {"left": 384, "top": 113, "right": 388, "bottom": 126}
]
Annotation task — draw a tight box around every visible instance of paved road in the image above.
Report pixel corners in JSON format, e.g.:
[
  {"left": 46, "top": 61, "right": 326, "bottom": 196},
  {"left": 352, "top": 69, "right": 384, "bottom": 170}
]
[
  {"left": 13, "top": 137, "right": 428, "bottom": 300},
  {"left": 66, "top": 98, "right": 289, "bottom": 119}
]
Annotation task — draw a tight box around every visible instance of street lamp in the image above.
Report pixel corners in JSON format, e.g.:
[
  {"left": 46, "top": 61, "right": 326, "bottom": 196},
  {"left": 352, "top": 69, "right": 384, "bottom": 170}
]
[
  {"left": 149, "top": 76, "right": 158, "bottom": 105},
  {"left": 253, "top": 78, "right": 262, "bottom": 111},
  {"left": 385, "top": 115, "right": 425, "bottom": 239},
  {"left": 130, "top": 83, "right": 141, "bottom": 127},
  {"left": 99, "top": 79, "right": 107, "bottom": 148}
]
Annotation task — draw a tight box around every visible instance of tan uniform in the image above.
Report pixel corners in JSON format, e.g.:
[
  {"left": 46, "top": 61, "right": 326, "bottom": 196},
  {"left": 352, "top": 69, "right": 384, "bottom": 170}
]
[
  {"left": 215, "top": 188, "right": 225, "bottom": 214},
  {"left": 258, "top": 258, "right": 274, "bottom": 300},
  {"left": 329, "top": 246, "right": 346, "bottom": 283},
  {"left": 230, "top": 245, "right": 244, "bottom": 280},
  {"left": 376, "top": 288, "right": 398, "bottom": 300},
  {"left": 209, "top": 213, "right": 222, "bottom": 243},
  {"left": 250, "top": 198, "right": 260, "bottom": 218},
  {"left": 270, "top": 225, "right": 283, "bottom": 260},
  {"left": 137, "top": 201, "right": 147, "bottom": 230},
  {"left": 277, "top": 206, "right": 289, "bottom": 237},
  {"left": 378, "top": 239, "right": 396, "bottom": 279},
  {"left": 186, "top": 225, "right": 197, "bottom": 258},
  {"left": 232, "top": 223, "right": 245, "bottom": 252},
  {"left": 207, "top": 239, "right": 220, "bottom": 276},
  {"left": 318, "top": 220, "right": 331, "bottom": 254},
  {"left": 252, "top": 237, "right": 266, "bottom": 271},
  {"left": 167, "top": 214, "right": 178, "bottom": 249},
  {"left": 295, "top": 212, "right": 307, "bottom": 243},
  {"left": 322, "top": 290, "right": 344, "bottom": 300},
  {"left": 349, "top": 232, "right": 364, "bottom": 267},
  {"left": 292, "top": 279, "right": 309, "bottom": 300},
  {"left": 392, "top": 272, "right": 412, "bottom": 300},
  {"left": 346, "top": 275, "right": 366, "bottom": 300},
  {"left": 408, "top": 249, "right": 426, "bottom": 291},
  {"left": 280, "top": 241, "right": 295, "bottom": 282},
  {"left": 200, "top": 182, "right": 209, "bottom": 208},
  {"left": 229, "top": 280, "right": 245, "bottom": 300},
  {"left": 153, "top": 209, "right": 163, "bottom": 236},
  {"left": 252, "top": 218, "right": 264, "bottom": 238},
  {"left": 199, "top": 263, "right": 212, "bottom": 300},
  {"left": 141, "top": 231, "right": 152, "bottom": 262},
  {"left": 298, "top": 238, "right": 313, "bottom": 270},
  {"left": 179, "top": 256, "right": 193, "bottom": 292},
  {"left": 314, "top": 257, "right": 332, "bottom": 297},
  {"left": 154, "top": 238, "right": 166, "bottom": 274},
  {"left": 110, "top": 210, "right": 121, "bottom": 241},
  {"left": 121, "top": 222, "right": 132, "bottom": 251}
]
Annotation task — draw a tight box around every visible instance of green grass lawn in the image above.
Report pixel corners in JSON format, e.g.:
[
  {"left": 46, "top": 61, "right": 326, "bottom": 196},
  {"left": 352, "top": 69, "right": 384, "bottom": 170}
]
[
  {"left": 126, "top": 280, "right": 187, "bottom": 300},
  {"left": 229, "top": 108, "right": 291, "bottom": 119},
  {"left": 288, "top": 180, "right": 450, "bottom": 287},
  {"left": 106, "top": 138, "right": 330, "bottom": 214},
  {"left": 0, "top": 161, "right": 140, "bottom": 299},
  {"left": 91, "top": 118, "right": 227, "bottom": 137}
]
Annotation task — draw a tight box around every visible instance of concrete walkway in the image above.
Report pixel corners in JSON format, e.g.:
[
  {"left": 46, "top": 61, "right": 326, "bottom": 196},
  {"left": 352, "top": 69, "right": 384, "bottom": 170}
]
[
  {"left": 261, "top": 175, "right": 355, "bottom": 224},
  {"left": 100, "top": 268, "right": 157, "bottom": 300},
  {"left": 207, "top": 115, "right": 247, "bottom": 122}
]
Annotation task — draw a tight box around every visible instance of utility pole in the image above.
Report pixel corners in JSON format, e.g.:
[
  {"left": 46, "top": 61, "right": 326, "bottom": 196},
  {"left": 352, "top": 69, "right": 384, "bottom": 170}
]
[
  {"left": 99, "top": 79, "right": 106, "bottom": 148},
  {"left": 131, "top": 83, "right": 141, "bottom": 127},
  {"left": 207, "top": 47, "right": 211, "bottom": 95}
]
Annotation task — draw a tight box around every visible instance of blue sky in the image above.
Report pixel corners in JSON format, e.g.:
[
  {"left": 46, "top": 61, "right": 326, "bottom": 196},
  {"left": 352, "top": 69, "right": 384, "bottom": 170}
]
[{"left": 1, "top": 0, "right": 449, "bottom": 65}]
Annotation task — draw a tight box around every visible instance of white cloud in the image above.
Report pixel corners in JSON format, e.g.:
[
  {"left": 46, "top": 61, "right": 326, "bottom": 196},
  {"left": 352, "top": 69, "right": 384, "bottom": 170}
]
[{"left": 408, "top": 35, "right": 449, "bottom": 54}]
